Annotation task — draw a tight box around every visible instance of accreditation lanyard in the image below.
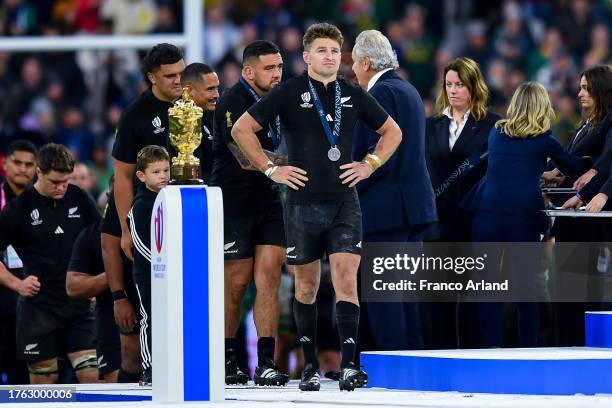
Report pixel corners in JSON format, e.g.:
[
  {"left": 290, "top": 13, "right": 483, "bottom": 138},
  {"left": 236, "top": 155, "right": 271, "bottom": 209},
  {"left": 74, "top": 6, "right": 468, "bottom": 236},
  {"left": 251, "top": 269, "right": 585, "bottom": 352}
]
[
  {"left": 308, "top": 78, "right": 342, "bottom": 161},
  {"left": 239, "top": 78, "right": 281, "bottom": 149}
]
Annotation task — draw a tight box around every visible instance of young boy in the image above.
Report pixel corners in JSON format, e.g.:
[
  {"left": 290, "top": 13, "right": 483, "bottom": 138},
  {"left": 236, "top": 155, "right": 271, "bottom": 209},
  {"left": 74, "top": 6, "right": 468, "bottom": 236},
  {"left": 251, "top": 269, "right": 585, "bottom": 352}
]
[{"left": 128, "top": 145, "right": 170, "bottom": 385}]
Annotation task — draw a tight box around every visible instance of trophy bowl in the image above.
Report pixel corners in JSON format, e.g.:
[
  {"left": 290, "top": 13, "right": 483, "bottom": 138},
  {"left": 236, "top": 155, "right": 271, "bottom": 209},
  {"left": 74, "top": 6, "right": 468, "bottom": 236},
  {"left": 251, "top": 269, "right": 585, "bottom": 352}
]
[{"left": 168, "top": 89, "right": 204, "bottom": 185}]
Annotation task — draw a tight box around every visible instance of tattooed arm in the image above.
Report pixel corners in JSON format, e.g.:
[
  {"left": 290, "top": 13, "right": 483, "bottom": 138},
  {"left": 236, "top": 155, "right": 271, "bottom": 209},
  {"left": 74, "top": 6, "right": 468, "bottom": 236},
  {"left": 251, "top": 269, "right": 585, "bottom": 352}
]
[{"left": 227, "top": 141, "right": 287, "bottom": 170}]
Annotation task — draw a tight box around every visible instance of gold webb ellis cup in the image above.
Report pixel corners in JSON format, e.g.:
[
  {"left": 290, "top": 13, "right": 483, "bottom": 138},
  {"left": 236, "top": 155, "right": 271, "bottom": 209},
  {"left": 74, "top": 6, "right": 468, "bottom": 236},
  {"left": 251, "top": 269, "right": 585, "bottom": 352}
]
[{"left": 168, "top": 89, "right": 204, "bottom": 185}]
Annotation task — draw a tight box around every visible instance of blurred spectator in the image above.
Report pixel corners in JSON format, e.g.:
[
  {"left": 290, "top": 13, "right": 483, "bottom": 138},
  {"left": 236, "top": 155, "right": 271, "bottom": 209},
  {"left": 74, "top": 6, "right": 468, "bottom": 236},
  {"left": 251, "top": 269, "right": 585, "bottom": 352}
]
[
  {"left": 218, "top": 58, "right": 241, "bottom": 90},
  {"left": 535, "top": 50, "right": 577, "bottom": 96},
  {"left": 101, "top": 0, "right": 156, "bottom": 34},
  {"left": 0, "top": 0, "right": 38, "bottom": 36},
  {"left": 0, "top": 53, "right": 14, "bottom": 122},
  {"left": 279, "top": 25, "right": 306, "bottom": 80},
  {"left": 56, "top": 106, "right": 96, "bottom": 162},
  {"left": 492, "top": 1, "right": 533, "bottom": 68},
  {"left": 1, "top": 56, "right": 45, "bottom": 138},
  {"left": 487, "top": 58, "right": 510, "bottom": 111},
  {"left": 552, "top": 93, "right": 582, "bottom": 146},
  {"left": 90, "top": 144, "right": 111, "bottom": 192},
  {"left": 152, "top": 2, "right": 178, "bottom": 34},
  {"left": 583, "top": 23, "right": 610, "bottom": 68},
  {"left": 400, "top": 3, "right": 438, "bottom": 94},
  {"left": 555, "top": 0, "right": 598, "bottom": 60},
  {"left": 70, "top": 161, "right": 98, "bottom": 197},
  {"left": 462, "top": 20, "right": 494, "bottom": 72},
  {"left": 526, "top": 26, "right": 564, "bottom": 79},
  {"left": 253, "top": 0, "right": 301, "bottom": 41},
  {"left": 75, "top": 0, "right": 103, "bottom": 34},
  {"left": 337, "top": 0, "right": 379, "bottom": 38},
  {"left": 203, "top": 5, "right": 241, "bottom": 68}
]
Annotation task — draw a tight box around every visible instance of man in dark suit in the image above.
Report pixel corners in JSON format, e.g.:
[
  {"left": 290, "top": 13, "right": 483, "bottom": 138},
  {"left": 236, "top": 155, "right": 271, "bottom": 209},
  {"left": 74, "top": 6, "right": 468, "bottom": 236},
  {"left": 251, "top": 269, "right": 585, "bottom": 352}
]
[{"left": 351, "top": 30, "right": 437, "bottom": 352}]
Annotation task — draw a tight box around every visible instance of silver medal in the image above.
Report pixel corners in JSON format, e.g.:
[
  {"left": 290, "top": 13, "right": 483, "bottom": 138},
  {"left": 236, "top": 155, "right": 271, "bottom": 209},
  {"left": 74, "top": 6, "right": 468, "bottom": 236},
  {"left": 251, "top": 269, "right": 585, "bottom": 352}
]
[{"left": 328, "top": 146, "right": 341, "bottom": 161}]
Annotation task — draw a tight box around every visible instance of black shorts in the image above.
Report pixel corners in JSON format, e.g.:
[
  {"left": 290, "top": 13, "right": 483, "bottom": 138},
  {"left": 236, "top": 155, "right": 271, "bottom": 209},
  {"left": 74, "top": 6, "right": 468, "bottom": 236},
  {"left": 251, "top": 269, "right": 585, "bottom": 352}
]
[
  {"left": 95, "top": 299, "right": 120, "bottom": 376},
  {"left": 16, "top": 300, "right": 96, "bottom": 362},
  {"left": 223, "top": 210, "right": 285, "bottom": 260},
  {"left": 283, "top": 197, "right": 362, "bottom": 265}
]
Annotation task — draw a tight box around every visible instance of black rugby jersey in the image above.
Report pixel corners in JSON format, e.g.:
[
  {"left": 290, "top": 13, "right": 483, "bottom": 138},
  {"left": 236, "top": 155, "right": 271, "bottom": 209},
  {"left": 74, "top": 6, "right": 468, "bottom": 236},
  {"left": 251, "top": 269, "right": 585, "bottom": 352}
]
[
  {"left": 112, "top": 88, "right": 173, "bottom": 165},
  {"left": 0, "top": 184, "right": 100, "bottom": 309},
  {"left": 209, "top": 79, "right": 279, "bottom": 213},
  {"left": 248, "top": 71, "right": 388, "bottom": 203},
  {"left": 113, "top": 88, "right": 213, "bottom": 184},
  {"left": 68, "top": 219, "right": 111, "bottom": 306}
]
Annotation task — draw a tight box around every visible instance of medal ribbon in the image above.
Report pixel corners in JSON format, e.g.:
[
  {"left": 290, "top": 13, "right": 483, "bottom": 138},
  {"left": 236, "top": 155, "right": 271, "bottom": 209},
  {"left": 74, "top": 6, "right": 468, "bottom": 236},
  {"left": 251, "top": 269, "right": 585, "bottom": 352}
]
[
  {"left": 308, "top": 78, "right": 341, "bottom": 149},
  {"left": 239, "top": 77, "right": 281, "bottom": 149}
]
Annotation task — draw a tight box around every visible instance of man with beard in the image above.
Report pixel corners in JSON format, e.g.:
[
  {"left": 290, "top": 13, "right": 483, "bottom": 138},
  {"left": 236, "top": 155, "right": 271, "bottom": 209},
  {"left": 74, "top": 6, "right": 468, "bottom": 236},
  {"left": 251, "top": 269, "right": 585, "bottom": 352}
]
[
  {"left": 111, "top": 43, "right": 184, "bottom": 384},
  {"left": 209, "top": 40, "right": 288, "bottom": 386},
  {"left": 0, "top": 139, "right": 36, "bottom": 384}
]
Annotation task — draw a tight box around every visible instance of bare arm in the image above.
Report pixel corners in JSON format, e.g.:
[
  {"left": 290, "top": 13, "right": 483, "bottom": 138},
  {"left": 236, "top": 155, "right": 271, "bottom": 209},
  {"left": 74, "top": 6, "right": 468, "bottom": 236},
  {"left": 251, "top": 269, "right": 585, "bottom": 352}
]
[
  {"left": 227, "top": 141, "right": 287, "bottom": 171},
  {"left": 101, "top": 233, "right": 125, "bottom": 293},
  {"left": 339, "top": 116, "right": 402, "bottom": 187},
  {"left": 0, "top": 261, "right": 40, "bottom": 297},
  {"left": 232, "top": 112, "right": 307, "bottom": 189},
  {"left": 231, "top": 112, "right": 269, "bottom": 172},
  {"left": 113, "top": 159, "right": 135, "bottom": 260},
  {"left": 66, "top": 272, "right": 108, "bottom": 298},
  {"left": 371, "top": 116, "right": 402, "bottom": 163},
  {"left": 101, "top": 232, "right": 137, "bottom": 332}
]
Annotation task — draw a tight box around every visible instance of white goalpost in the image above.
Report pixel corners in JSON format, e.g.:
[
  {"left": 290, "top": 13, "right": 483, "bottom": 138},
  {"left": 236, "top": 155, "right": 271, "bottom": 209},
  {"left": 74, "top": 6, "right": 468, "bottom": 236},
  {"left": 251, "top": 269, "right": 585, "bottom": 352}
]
[{"left": 0, "top": 1, "right": 203, "bottom": 64}]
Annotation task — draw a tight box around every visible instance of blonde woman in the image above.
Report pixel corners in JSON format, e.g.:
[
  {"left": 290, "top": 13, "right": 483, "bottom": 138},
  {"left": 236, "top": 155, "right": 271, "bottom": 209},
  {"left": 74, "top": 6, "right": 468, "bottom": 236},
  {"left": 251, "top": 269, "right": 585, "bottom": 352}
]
[
  {"left": 466, "top": 82, "right": 590, "bottom": 348},
  {"left": 470, "top": 82, "right": 590, "bottom": 242}
]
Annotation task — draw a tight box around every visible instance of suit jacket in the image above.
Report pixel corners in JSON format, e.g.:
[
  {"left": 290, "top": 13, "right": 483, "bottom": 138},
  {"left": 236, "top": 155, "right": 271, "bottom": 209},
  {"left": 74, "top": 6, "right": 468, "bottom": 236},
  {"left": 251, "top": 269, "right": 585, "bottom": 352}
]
[
  {"left": 353, "top": 70, "right": 437, "bottom": 235},
  {"left": 465, "top": 128, "right": 590, "bottom": 218},
  {"left": 577, "top": 116, "right": 612, "bottom": 202},
  {"left": 425, "top": 110, "right": 500, "bottom": 221},
  {"left": 549, "top": 113, "right": 612, "bottom": 202}
]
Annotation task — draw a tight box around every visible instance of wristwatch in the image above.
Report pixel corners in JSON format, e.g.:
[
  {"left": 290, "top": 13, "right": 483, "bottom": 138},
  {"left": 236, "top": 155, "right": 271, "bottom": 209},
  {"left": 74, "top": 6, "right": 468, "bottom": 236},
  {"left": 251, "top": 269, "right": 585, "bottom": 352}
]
[{"left": 112, "top": 289, "right": 128, "bottom": 301}]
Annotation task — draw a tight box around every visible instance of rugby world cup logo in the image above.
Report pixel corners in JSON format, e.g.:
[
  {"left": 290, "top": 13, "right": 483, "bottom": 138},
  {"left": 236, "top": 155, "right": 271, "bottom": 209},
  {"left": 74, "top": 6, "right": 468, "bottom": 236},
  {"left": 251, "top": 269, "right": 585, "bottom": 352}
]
[
  {"left": 154, "top": 204, "right": 163, "bottom": 253},
  {"left": 300, "top": 91, "right": 313, "bottom": 108}
]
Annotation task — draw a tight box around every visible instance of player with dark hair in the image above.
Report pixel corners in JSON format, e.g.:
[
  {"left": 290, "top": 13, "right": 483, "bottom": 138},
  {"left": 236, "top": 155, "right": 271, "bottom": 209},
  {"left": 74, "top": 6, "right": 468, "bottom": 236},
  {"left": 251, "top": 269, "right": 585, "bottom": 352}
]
[
  {"left": 0, "top": 143, "right": 101, "bottom": 384},
  {"left": 0, "top": 139, "right": 37, "bottom": 384},
  {"left": 209, "top": 40, "right": 289, "bottom": 386},
  {"left": 181, "top": 62, "right": 220, "bottom": 182},
  {"left": 113, "top": 42, "right": 184, "bottom": 262},
  {"left": 232, "top": 23, "right": 402, "bottom": 391},
  {"left": 110, "top": 44, "right": 183, "bottom": 383}
]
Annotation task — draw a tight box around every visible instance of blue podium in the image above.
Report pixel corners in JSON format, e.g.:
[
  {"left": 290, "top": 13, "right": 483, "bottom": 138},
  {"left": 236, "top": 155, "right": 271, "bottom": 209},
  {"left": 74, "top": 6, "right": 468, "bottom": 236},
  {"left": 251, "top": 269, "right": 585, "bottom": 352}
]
[{"left": 150, "top": 185, "right": 224, "bottom": 403}]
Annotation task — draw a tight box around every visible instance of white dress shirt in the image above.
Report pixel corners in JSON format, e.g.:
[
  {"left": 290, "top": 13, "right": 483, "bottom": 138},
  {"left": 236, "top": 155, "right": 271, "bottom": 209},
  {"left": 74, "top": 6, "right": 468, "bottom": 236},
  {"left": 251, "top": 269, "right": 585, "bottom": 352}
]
[
  {"left": 443, "top": 106, "right": 471, "bottom": 150},
  {"left": 367, "top": 68, "right": 394, "bottom": 91}
]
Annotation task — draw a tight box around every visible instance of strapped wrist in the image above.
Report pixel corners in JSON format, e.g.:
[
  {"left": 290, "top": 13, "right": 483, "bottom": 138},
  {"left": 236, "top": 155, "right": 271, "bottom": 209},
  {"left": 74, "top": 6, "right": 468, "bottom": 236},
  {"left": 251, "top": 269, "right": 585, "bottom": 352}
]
[
  {"left": 265, "top": 165, "right": 279, "bottom": 178},
  {"left": 112, "top": 290, "right": 127, "bottom": 302},
  {"left": 261, "top": 160, "right": 274, "bottom": 174},
  {"left": 363, "top": 154, "right": 382, "bottom": 172}
]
